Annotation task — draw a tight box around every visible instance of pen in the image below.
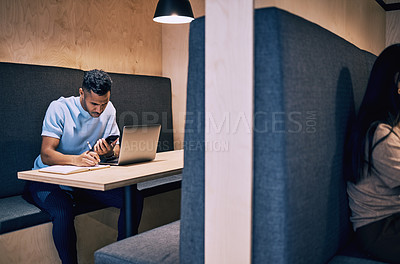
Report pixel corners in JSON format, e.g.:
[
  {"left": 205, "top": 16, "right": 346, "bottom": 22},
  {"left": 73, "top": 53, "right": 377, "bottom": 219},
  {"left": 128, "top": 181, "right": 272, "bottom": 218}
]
[{"left": 87, "top": 141, "right": 93, "bottom": 151}]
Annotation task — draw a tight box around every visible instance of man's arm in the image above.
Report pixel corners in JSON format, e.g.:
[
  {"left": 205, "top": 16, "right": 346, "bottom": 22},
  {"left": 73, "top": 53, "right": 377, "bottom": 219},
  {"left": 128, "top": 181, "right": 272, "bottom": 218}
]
[{"left": 41, "top": 136, "right": 100, "bottom": 167}]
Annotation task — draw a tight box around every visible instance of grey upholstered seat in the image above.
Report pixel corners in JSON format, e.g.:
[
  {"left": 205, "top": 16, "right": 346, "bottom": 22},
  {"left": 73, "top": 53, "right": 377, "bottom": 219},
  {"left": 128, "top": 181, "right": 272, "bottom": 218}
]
[
  {"left": 0, "top": 62, "right": 176, "bottom": 235},
  {"left": 95, "top": 221, "right": 180, "bottom": 264}
]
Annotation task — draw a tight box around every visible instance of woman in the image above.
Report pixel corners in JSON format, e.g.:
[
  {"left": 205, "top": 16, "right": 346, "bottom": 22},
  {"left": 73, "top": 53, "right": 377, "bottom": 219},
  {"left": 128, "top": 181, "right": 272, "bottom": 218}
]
[{"left": 346, "top": 43, "right": 400, "bottom": 263}]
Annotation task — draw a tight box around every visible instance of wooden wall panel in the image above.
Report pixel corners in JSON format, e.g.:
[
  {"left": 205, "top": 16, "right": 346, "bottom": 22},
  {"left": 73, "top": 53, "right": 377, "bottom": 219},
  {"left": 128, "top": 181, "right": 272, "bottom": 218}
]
[
  {"left": 386, "top": 10, "right": 400, "bottom": 46},
  {"left": 0, "top": 223, "right": 60, "bottom": 264},
  {"left": 0, "top": 0, "right": 161, "bottom": 75},
  {"left": 255, "top": 0, "right": 386, "bottom": 55},
  {"left": 0, "top": 210, "right": 120, "bottom": 264},
  {"left": 161, "top": 0, "right": 205, "bottom": 150},
  {"left": 162, "top": 23, "right": 190, "bottom": 150}
]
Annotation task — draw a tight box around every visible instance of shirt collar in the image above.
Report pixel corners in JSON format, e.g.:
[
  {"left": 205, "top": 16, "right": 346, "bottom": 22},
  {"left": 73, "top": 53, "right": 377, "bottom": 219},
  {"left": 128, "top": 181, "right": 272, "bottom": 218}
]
[{"left": 75, "top": 96, "right": 92, "bottom": 119}]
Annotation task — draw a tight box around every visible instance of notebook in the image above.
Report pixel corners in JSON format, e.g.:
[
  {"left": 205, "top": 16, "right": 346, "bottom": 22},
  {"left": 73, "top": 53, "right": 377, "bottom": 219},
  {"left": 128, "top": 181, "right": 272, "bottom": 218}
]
[
  {"left": 100, "top": 124, "right": 161, "bottom": 166},
  {"left": 39, "top": 164, "right": 110, "bottom": 175}
]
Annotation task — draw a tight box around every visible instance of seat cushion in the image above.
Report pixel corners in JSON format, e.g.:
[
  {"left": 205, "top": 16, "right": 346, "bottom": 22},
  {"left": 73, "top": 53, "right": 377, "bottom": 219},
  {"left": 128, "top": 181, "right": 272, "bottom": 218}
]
[
  {"left": 0, "top": 193, "right": 116, "bottom": 234},
  {"left": 0, "top": 195, "right": 50, "bottom": 234},
  {"left": 95, "top": 220, "right": 180, "bottom": 264}
]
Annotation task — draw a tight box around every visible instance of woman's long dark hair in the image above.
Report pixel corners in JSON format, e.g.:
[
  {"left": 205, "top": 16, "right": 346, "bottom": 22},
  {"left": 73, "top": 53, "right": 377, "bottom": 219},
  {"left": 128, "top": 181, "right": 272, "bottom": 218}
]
[{"left": 345, "top": 44, "right": 400, "bottom": 183}]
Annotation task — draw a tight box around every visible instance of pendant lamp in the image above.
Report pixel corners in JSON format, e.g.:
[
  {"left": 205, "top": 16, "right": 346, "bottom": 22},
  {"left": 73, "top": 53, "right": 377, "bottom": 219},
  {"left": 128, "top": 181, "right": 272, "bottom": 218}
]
[{"left": 153, "top": 0, "right": 194, "bottom": 24}]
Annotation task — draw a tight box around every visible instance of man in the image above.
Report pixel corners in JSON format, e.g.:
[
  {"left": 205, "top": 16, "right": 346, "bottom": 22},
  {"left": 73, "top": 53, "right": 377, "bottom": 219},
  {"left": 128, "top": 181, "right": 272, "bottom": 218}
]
[{"left": 29, "top": 69, "right": 142, "bottom": 264}]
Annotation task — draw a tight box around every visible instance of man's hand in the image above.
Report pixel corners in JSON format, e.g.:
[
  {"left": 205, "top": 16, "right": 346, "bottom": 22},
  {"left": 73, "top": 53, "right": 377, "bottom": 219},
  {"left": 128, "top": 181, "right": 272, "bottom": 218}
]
[
  {"left": 73, "top": 151, "right": 100, "bottom": 167},
  {"left": 93, "top": 138, "right": 117, "bottom": 157},
  {"left": 41, "top": 136, "right": 101, "bottom": 167}
]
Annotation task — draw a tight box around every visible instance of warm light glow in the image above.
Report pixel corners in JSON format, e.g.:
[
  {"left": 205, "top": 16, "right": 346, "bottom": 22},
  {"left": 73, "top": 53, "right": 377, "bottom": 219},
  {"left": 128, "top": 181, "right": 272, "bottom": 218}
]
[{"left": 153, "top": 15, "right": 194, "bottom": 24}]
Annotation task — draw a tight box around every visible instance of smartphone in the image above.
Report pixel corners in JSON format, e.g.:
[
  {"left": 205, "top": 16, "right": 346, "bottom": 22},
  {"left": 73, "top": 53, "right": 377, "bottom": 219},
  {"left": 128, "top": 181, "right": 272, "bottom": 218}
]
[{"left": 105, "top": 135, "right": 119, "bottom": 145}]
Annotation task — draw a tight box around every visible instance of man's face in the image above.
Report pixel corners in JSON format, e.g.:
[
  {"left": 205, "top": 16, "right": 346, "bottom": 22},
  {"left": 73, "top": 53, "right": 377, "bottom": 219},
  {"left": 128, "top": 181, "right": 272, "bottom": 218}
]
[{"left": 79, "top": 88, "right": 110, "bottom": 118}]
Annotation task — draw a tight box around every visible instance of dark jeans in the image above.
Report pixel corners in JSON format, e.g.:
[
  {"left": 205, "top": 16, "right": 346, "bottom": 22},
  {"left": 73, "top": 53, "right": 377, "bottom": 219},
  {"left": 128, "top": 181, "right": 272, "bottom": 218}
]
[
  {"left": 28, "top": 182, "right": 143, "bottom": 264},
  {"left": 356, "top": 213, "right": 400, "bottom": 264}
]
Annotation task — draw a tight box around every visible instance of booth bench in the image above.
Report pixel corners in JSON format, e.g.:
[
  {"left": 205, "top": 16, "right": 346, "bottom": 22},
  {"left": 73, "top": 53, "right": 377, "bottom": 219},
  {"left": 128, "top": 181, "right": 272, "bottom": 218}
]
[
  {"left": 0, "top": 62, "right": 181, "bottom": 262},
  {"left": 95, "top": 7, "right": 388, "bottom": 264}
]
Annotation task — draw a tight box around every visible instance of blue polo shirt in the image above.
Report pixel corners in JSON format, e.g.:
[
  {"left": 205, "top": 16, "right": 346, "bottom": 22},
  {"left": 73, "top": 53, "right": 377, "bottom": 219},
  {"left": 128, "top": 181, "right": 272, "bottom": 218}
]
[{"left": 33, "top": 96, "right": 120, "bottom": 170}]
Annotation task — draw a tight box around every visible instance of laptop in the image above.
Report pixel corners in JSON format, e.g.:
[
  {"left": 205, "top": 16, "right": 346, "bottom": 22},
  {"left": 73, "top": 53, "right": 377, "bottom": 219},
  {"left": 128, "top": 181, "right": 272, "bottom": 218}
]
[{"left": 100, "top": 124, "right": 161, "bottom": 166}]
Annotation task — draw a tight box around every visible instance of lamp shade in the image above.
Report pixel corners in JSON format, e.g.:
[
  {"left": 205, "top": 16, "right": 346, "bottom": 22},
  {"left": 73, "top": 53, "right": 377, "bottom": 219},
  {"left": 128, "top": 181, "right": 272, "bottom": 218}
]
[{"left": 153, "top": 0, "right": 194, "bottom": 24}]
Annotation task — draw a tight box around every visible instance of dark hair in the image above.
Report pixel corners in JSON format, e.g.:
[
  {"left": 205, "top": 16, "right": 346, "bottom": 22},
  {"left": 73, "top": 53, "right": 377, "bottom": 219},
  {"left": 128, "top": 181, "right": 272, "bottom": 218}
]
[
  {"left": 345, "top": 44, "right": 400, "bottom": 183},
  {"left": 82, "top": 69, "right": 112, "bottom": 95}
]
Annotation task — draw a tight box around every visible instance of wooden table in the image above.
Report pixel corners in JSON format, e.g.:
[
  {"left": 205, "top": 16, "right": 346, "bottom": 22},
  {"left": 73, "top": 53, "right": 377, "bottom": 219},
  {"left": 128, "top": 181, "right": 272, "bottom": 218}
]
[{"left": 18, "top": 150, "right": 184, "bottom": 236}]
